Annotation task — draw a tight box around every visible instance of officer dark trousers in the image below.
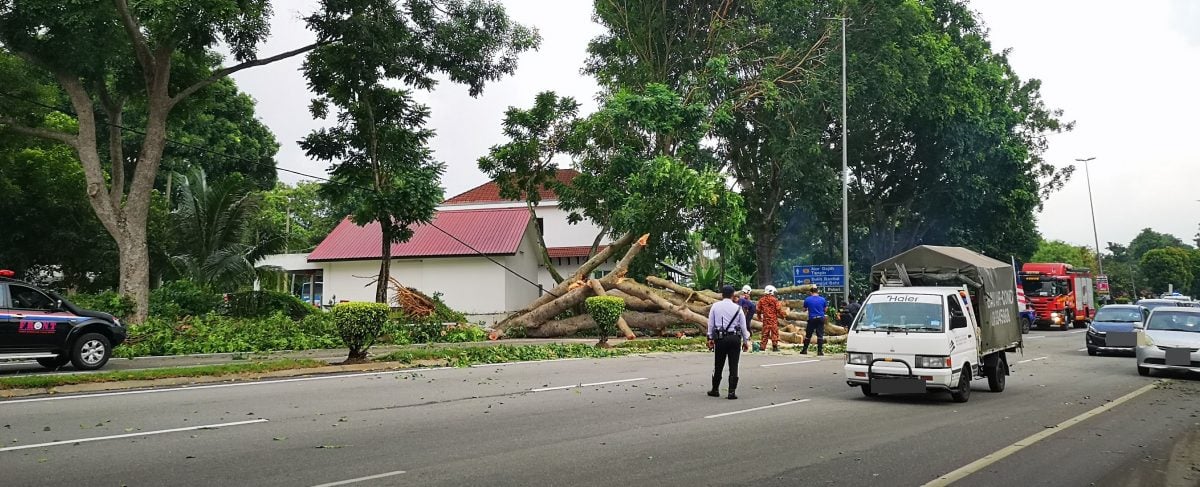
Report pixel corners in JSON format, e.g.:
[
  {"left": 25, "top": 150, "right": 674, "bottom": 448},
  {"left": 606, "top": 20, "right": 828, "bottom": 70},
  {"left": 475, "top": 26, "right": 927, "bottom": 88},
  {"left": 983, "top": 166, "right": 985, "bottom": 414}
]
[
  {"left": 801, "top": 317, "right": 826, "bottom": 355},
  {"left": 710, "top": 334, "right": 742, "bottom": 398}
]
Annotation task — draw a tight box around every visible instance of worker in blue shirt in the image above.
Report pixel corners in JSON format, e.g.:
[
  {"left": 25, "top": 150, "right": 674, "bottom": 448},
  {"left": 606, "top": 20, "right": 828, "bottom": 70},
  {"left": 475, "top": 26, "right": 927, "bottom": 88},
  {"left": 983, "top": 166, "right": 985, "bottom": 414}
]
[
  {"left": 801, "top": 287, "right": 828, "bottom": 356},
  {"left": 707, "top": 285, "right": 750, "bottom": 399}
]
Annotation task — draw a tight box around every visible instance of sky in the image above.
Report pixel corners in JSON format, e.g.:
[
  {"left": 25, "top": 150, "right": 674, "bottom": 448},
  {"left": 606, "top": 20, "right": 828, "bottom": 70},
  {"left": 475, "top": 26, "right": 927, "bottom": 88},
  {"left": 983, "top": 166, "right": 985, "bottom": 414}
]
[{"left": 231, "top": 0, "right": 1200, "bottom": 251}]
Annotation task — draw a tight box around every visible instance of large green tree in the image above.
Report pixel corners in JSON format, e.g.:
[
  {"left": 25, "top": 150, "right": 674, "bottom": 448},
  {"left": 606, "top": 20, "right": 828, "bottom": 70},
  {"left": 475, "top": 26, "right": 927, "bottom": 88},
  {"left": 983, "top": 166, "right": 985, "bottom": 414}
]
[
  {"left": 249, "top": 181, "right": 340, "bottom": 254},
  {"left": 1128, "top": 227, "right": 1192, "bottom": 262},
  {"left": 1140, "top": 247, "right": 1194, "bottom": 295},
  {"left": 1030, "top": 239, "right": 1097, "bottom": 270},
  {"left": 478, "top": 91, "right": 581, "bottom": 283},
  {"left": 0, "top": 0, "right": 320, "bottom": 322},
  {"left": 301, "top": 0, "right": 538, "bottom": 303}
]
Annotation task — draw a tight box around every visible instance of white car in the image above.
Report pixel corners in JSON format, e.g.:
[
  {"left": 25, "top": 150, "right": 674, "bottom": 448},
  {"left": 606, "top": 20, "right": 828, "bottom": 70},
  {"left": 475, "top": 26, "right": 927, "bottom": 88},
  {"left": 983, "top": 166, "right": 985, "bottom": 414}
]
[{"left": 1135, "top": 308, "right": 1200, "bottom": 377}]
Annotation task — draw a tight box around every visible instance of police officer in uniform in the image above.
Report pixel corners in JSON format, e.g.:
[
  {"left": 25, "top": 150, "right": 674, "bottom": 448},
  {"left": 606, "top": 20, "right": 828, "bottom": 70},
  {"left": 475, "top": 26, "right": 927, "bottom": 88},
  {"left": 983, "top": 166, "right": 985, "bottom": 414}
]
[{"left": 707, "top": 285, "right": 750, "bottom": 399}]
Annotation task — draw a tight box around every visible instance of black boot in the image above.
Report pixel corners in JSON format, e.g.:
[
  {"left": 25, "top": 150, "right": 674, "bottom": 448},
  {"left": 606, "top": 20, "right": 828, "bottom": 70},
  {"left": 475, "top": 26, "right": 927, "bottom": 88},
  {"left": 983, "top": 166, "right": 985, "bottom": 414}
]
[
  {"left": 727, "top": 377, "right": 739, "bottom": 400},
  {"left": 800, "top": 345, "right": 809, "bottom": 355},
  {"left": 707, "top": 375, "right": 721, "bottom": 397},
  {"left": 817, "top": 344, "right": 824, "bottom": 356}
]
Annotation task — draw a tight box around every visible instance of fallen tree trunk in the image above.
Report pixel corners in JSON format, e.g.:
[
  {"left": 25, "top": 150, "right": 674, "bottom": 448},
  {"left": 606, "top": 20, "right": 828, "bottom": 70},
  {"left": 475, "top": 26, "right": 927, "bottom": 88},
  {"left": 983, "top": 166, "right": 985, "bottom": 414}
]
[
  {"left": 779, "top": 331, "right": 848, "bottom": 344},
  {"left": 532, "top": 311, "right": 689, "bottom": 338},
  {"left": 646, "top": 276, "right": 716, "bottom": 305},
  {"left": 614, "top": 279, "right": 708, "bottom": 327},
  {"left": 499, "top": 232, "right": 636, "bottom": 325},
  {"left": 605, "top": 290, "right": 660, "bottom": 313}
]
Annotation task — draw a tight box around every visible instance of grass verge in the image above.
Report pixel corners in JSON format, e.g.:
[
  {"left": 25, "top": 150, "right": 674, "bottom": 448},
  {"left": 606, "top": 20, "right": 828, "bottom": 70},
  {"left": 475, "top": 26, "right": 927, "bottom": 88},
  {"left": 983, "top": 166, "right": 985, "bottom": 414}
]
[{"left": 0, "top": 359, "right": 327, "bottom": 390}]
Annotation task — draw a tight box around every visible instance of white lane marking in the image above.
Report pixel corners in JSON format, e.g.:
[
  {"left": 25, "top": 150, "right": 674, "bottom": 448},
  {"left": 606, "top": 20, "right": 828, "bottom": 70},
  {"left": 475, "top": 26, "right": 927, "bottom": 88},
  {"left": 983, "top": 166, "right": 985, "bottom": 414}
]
[
  {"left": 0, "top": 368, "right": 455, "bottom": 405},
  {"left": 760, "top": 360, "right": 820, "bottom": 368},
  {"left": 1025, "top": 336, "right": 1046, "bottom": 340},
  {"left": 1016, "top": 357, "right": 1048, "bottom": 364},
  {"left": 0, "top": 419, "right": 269, "bottom": 453},
  {"left": 530, "top": 377, "right": 647, "bottom": 392},
  {"left": 1066, "top": 330, "right": 1086, "bottom": 334},
  {"left": 470, "top": 358, "right": 585, "bottom": 368},
  {"left": 922, "top": 382, "right": 1159, "bottom": 486},
  {"left": 311, "top": 470, "right": 407, "bottom": 487},
  {"left": 1077, "top": 348, "right": 1088, "bottom": 352},
  {"left": 705, "top": 399, "right": 811, "bottom": 419}
]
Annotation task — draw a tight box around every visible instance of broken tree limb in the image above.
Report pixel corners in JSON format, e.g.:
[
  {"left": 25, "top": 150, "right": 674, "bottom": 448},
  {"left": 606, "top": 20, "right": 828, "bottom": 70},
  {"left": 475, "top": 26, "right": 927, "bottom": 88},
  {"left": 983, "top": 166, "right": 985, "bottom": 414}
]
[
  {"left": 515, "top": 232, "right": 636, "bottom": 314},
  {"left": 614, "top": 279, "right": 708, "bottom": 327},
  {"left": 646, "top": 276, "right": 717, "bottom": 305},
  {"left": 597, "top": 234, "right": 650, "bottom": 286},
  {"left": 779, "top": 331, "right": 848, "bottom": 344},
  {"left": 605, "top": 290, "right": 660, "bottom": 312}
]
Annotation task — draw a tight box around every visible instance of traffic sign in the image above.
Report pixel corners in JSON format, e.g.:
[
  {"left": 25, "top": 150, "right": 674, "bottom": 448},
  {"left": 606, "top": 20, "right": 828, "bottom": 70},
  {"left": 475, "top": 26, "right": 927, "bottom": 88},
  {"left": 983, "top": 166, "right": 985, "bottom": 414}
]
[
  {"left": 793, "top": 265, "right": 846, "bottom": 288},
  {"left": 1096, "top": 275, "right": 1110, "bottom": 296}
]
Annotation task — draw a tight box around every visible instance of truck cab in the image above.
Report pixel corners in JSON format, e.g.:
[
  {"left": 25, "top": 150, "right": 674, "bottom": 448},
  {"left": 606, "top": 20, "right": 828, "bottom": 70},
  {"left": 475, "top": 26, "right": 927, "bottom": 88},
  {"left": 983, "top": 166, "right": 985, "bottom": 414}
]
[
  {"left": 844, "top": 287, "right": 983, "bottom": 401},
  {"left": 1020, "top": 263, "right": 1095, "bottom": 329}
]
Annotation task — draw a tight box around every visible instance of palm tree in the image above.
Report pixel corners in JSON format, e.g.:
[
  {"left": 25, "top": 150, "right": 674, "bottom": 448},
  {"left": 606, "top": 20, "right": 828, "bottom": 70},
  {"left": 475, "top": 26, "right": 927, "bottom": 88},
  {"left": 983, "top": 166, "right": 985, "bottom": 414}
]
[{"left": 168, "top": 168, "right": 282, "bottom": 291}]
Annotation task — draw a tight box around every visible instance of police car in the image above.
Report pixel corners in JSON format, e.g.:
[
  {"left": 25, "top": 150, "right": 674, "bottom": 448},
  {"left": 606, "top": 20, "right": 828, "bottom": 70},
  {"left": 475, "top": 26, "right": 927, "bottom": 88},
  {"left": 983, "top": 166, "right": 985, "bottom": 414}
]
[{"left": 0, "top": 270, "right": 127, "bottom": 370}]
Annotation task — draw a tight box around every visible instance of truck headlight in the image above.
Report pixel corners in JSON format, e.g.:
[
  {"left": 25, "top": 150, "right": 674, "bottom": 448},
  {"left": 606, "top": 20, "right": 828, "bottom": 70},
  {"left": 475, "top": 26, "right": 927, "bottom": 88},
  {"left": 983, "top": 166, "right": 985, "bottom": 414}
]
[
  {"left": 916, "top": 355, "right": 951, "bottom": 369},
  {"left": 847, "top": 352, "right": 872, "bottom": 365}
]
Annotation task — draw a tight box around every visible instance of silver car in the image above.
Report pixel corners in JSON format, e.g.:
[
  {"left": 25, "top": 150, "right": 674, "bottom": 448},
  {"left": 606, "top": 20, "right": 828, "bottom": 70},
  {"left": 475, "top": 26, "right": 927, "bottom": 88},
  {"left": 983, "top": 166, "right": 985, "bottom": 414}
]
[{"left": 1135, "top": 308, "right": 1200, "bottom": 377}]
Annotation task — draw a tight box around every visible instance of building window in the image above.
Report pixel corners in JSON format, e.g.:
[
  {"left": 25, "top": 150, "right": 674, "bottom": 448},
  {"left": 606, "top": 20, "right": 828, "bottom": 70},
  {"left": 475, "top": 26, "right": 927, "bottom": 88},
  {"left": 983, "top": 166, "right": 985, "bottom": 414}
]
[
  {"left": 289, "top": 271, "right": 324, "bottom": 306},
  {"left": 536, "top": 217, "right": 545, "bottom": 238}
]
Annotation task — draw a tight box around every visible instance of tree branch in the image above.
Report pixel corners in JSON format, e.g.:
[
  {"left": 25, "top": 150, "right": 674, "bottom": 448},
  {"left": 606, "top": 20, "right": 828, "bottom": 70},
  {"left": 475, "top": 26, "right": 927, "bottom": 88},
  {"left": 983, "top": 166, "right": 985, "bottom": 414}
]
[
  {"left": 0, "top": 117, "right": 78, "bottom": 147},
  {"left": 112, "top": 0, "right": 157, "bottom": 80},
  {"left": 170, "top": 42, "right": 323, "bottom": 108}
]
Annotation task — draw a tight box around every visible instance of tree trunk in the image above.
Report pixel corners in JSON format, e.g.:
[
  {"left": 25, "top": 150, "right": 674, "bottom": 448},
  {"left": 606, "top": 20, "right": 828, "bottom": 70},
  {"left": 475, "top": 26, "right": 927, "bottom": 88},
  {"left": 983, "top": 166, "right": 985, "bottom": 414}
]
[
  {"left": 520, "top": 232, "right": 635, "bottom": 312},
  {"left": 754, "top": 223, "right": 778, "bottom": 287},
  {"left": 532, "top": 311, "right": 684, "bottom": 338},
  {"left": 116, "top": 228, "right": 151, "bottom": 324},
  {"left": 376, "top": 221, "right": 393, "bottom": 303},
  {"left": 529, "top": 203, "right": 565, "bottom": 284},
  {"left": 613, "top": 280, "right": 708, "bottom": 327},
  {"left": 587, "top": 279, "right": 635, "bottom": 339},
  {"left": 646, "top": 276, "right": 716, "bottom": 305}
]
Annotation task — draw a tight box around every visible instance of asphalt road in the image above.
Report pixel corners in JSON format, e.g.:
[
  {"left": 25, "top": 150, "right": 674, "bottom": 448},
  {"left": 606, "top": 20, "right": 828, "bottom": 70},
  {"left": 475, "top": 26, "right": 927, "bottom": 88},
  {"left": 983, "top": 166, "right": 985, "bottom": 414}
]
[{"left": 1, "top": 328, "right": 1198, "bottom": 487}]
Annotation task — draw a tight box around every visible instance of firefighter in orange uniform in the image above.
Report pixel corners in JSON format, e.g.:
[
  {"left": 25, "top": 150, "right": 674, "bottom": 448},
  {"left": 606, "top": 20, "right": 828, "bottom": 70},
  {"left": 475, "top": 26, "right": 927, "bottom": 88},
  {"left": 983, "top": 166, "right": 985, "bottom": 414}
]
[{"left": 756, "top": 285, "right": 786, "bottom": 352}]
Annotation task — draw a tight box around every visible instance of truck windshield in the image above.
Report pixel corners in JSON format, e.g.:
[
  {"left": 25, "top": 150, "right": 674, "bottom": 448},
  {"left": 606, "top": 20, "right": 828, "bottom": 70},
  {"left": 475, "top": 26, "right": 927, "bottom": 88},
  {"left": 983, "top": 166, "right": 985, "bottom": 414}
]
[
  {"left": 853, "top": 302, "right": 945, "bottom": 333},
  {"left": 1023, "top": 279, "right": 1066, "bottom": 297}
]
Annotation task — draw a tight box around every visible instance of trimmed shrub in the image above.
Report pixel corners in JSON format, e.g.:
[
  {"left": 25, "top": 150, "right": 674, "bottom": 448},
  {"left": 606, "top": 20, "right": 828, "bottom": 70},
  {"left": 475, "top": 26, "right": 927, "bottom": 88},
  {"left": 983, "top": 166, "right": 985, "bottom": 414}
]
[
  {"left": 331, "top": 302, "right": 390, "bottom": 361},
  {"left": 225, "top": 290, "right": 313, "bottom": 321},
  {"left": 151, "top": 280, "right": 222, "bottom": 319},
  {"left": 67, "top": 291, "right": 135, "bottom": 320},
  {"left": 586, "top": 295, "right": 625, "bottom": 345},
  {"left": 442, "top": 323, "right": 488, "bottom": 343}
]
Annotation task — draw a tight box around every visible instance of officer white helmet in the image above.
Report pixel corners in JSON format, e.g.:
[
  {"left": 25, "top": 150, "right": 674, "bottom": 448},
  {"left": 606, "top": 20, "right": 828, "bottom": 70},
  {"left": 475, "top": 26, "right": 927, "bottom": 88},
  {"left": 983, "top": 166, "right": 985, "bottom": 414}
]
[
  {"left": 741, "top": 285, "right": 752, "bottom": 294},
  {"left": 765, "top": 285, "right": 777, "bottom": 295}
]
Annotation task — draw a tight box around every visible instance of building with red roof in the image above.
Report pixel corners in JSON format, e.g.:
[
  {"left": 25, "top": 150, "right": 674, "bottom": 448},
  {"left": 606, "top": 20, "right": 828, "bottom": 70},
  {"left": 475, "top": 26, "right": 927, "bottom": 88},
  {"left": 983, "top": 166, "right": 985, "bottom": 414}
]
[{"left": 254, "top": 168, "right": 616, "bottom": 323}]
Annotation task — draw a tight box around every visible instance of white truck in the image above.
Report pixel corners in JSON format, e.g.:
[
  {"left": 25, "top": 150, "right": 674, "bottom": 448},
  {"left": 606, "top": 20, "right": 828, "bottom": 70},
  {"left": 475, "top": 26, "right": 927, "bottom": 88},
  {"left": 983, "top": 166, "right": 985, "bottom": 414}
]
[{"left": 844, "top": 246, "right": 1024, "bottom": 403}]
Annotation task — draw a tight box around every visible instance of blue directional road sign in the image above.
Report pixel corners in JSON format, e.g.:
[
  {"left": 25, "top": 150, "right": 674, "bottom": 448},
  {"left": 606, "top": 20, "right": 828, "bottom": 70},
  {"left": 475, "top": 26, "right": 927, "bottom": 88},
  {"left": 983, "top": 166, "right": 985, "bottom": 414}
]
[{"left": 793, "top": 265, "right": 846, "bottom": 288}]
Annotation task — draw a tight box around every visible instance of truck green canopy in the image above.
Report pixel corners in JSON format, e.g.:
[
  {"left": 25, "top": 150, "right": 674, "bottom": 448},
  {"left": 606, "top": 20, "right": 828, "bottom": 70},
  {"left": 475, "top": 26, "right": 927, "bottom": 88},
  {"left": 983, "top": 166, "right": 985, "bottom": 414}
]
[{"left": 871, "top": 245, "right": 1022, "bottom": 354}]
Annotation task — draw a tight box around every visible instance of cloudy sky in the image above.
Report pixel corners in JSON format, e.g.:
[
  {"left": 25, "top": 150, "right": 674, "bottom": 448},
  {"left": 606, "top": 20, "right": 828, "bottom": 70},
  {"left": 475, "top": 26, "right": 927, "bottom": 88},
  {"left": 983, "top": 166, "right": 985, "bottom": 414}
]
[{"left": 231, "top": 0, "right": 1200, "bottom": 250}]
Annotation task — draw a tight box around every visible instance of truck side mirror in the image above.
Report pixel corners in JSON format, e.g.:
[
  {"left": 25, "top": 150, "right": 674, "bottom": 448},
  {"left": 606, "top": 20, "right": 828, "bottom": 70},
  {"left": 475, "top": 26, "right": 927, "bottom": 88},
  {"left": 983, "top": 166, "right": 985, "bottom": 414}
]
[{"left": 950, "top": 315, "right": 968, "bottom": 329}]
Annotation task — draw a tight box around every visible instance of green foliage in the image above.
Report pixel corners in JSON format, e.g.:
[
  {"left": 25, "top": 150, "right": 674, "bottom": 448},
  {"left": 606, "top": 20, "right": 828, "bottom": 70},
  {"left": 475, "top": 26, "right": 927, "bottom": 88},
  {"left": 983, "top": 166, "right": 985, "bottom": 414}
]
[
  {"left": 479, "top": 92, "right": 581, "bottom": 206},
  {"left": 249, "top": 181, "right": 340, "bottom": 253},
  {"left": 442, "top": 323, "right": 489, "bottom": 343},
  {"left": 1128, "top": 228, "right": 1192, "bottom": 262},
  {"left": 691, "top": 259, "right": 720, "bottom": 292},
  {"left": 331, "top": 302, "right": 390, "bottom": 359},
  {"left": 116, "top": 314, "right": 340, "bottom": 358},
  {"left": 377, "top": 343, "right": 627, "bottom": 368},
  {"left": 1140, "top": 248, "right": 1194, "bottom": 294},
  {"left": 1031, "top": 240, "right": 1097, "bottom": 269},
  {"left": 66, "top": 292, "right": 135, "bottom": 320},
  {"left": 225, "top": 290, "right": 314, "bottom": 321},
  {"left": 586, "top": 295, "right": 626, "bottom": 341},
  {"left": 149, "top": 280, "right": 222, "bottom": 319},
  {"left": 168, "top": 168, "right": 280, "bottom": 291}
]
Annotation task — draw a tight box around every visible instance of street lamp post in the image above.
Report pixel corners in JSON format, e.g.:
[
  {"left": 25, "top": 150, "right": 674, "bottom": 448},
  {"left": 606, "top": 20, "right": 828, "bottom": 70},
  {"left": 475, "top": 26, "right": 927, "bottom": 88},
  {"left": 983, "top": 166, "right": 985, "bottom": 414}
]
[
  {"left": 826, "top": 15, "right": 851, "bottom": 301},
  {"left": 1077, "top": 157, "right": 1105, "bottom": 302}
]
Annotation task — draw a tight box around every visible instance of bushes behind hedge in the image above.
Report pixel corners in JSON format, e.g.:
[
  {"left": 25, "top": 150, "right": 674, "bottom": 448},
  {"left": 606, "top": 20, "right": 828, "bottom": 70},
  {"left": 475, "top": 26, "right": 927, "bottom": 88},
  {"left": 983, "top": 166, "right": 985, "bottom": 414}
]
[
  {"left": 150, "top": 280, "right": 223, "bottom": 319},
  {"left": 225, "top": 290, "right": 313, "bottom": 320},
  {"left": 116, "top": 313, "right": 342, "bottom": 358}
]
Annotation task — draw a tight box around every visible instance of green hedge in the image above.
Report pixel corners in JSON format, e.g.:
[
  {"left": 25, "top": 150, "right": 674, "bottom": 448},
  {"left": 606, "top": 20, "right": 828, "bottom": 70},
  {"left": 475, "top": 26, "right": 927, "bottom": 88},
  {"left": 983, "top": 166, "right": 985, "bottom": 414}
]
[
  {"left": 150, "top": 280, "right": 222, "bottom": 319},
  {"left": 586, "top": 295, "right": 625, "bottom": 341},
  {"left": 225, "top": 290, "right": 313, "bottom": 320},
  {"left": 116, "top": 313, "right": 341, "bottom": 358},
  {"left": 332, "top": 302, "right": 390, "bottom": 359}
]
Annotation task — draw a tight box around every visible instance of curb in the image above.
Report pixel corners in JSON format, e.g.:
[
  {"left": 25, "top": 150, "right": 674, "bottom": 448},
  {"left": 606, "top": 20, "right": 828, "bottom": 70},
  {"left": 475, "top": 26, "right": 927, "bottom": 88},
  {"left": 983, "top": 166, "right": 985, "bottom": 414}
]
[{"left": 0, "top": 360, "right": 444, "bottom": 400}]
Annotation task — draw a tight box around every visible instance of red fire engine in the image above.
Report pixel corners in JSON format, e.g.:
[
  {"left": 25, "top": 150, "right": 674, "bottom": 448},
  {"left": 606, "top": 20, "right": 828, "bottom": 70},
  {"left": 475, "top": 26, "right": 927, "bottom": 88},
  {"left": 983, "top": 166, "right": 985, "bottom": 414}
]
[{"left": 1018, "top": 263, "right": 1096, "bottom": 329}]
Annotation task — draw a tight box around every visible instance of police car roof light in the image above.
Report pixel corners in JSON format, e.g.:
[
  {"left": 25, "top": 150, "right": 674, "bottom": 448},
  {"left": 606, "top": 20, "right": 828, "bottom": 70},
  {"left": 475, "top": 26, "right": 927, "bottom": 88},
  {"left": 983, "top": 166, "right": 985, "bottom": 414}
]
[{"left": 0, "top": 269, "right": 14, "bottom": 278}]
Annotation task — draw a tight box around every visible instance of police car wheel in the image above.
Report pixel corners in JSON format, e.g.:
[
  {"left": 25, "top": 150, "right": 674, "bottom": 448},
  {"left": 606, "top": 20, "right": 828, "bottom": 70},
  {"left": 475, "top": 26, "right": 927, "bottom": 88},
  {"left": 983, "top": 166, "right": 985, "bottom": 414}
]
[
  {"left": 70, "top": 333, "right": 111, "bottom": 371},
  {"left": 36, "top": 355, "right": 70, "bottom": 370}
]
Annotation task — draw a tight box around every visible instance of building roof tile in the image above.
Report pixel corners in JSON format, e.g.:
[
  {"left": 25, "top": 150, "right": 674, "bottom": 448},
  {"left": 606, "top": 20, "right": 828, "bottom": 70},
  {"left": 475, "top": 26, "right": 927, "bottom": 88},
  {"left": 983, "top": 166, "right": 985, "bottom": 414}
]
[
  {"left": 442, "top": 168, "right": 579, "bottom": 205},
  {"left": 308, "top": 208, "right": 531, "bottom": 262}
]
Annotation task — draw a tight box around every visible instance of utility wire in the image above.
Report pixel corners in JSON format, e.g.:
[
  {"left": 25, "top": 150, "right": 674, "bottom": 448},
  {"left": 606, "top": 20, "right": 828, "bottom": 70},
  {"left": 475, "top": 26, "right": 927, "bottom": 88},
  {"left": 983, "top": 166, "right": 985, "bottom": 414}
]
[{"left": 0, "top": 91, "right": 560, "bottom": 298}]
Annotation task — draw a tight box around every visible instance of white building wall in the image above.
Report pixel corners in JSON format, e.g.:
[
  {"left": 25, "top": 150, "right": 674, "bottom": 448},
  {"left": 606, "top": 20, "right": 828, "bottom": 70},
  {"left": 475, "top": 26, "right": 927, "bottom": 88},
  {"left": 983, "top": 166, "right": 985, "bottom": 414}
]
[
  {"left": 322, "top": 257, "right": 509, "bottom": 316},
  {"left": 504, "top": 228, "right": 543, "bottom": 314}
]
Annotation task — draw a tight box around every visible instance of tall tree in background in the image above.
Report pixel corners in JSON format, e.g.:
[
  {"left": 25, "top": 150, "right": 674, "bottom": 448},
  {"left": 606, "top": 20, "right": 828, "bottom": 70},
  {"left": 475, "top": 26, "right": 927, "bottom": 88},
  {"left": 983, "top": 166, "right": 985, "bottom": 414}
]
[
  {"left": 0, "top": 1, "right": 321, "bottom": 322},
  {"left": 1030, "top": 239, "right": 1097, "bottom": 270},
  {"left": 479, "top": 91, "right": 581, "bottom": 283},
  {"left": 1140, "top": 247, "right": 1194, "bottom": 294},
  {"left": 250, "top": 181, "right": 340, "bottom": 254},
  {"left": 301, "top": 0, "right": 538, "bottom": 303},
  {"left": 1128, "top": 227, "right": 1192, "bottom": 262}
]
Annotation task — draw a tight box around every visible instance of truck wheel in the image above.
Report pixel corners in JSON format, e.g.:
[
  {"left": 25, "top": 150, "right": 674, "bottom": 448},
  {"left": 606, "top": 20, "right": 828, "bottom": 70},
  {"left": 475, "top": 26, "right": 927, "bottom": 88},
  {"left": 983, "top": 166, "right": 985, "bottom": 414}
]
[
  {"left": 861, "top": 383, "right": 878, "bottom": 397},
  {"left": 950, "top": 367, "right": 971, "bottom": 403},
  {"left": 1021, "top": 318, "right": 1031, "bottom": 335},
  {"left": 70, "top": 333, "right": 112, "bottom": 371},
  {"left": 987, "top": 357, "right": 1007, "bottom": 393},
  {"left": 36, "top": 355, "right": 70, "bottom": 370}
]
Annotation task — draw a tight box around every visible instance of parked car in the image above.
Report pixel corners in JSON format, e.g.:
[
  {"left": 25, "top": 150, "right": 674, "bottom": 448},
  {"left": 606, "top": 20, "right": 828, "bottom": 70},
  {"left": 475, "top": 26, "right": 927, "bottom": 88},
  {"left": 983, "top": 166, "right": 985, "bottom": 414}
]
[
  {"left": 1086, "top": 304, "right": 1148, "bottom": 356},
  {"left": 0, "top": 270, "right": 127, "bottom": 370},
  {"left": 1136, "top": 299, "right": 1192, "bottom": 312},
  {"left": 1135, "top": 308, "right": 1200, "bottom": 377}
]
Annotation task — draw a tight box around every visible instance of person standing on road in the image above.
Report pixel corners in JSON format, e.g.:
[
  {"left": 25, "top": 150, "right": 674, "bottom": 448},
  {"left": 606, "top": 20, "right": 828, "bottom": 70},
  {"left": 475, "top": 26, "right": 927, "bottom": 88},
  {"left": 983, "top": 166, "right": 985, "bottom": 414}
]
[
  {"left": 707, "top": 285, "right": 750, "bottom": 399},
  {"left": 801, "top": 287, "right": 828, "bottom": 356},
  {"left": 756, "top": 285, "right": 785, "bottom": 352},
  {"left": 842, "top": 295, "right": 862, "bottom": 328},
  {"left": 737, "top": 285, "right": 759, "bottom": 352}
]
